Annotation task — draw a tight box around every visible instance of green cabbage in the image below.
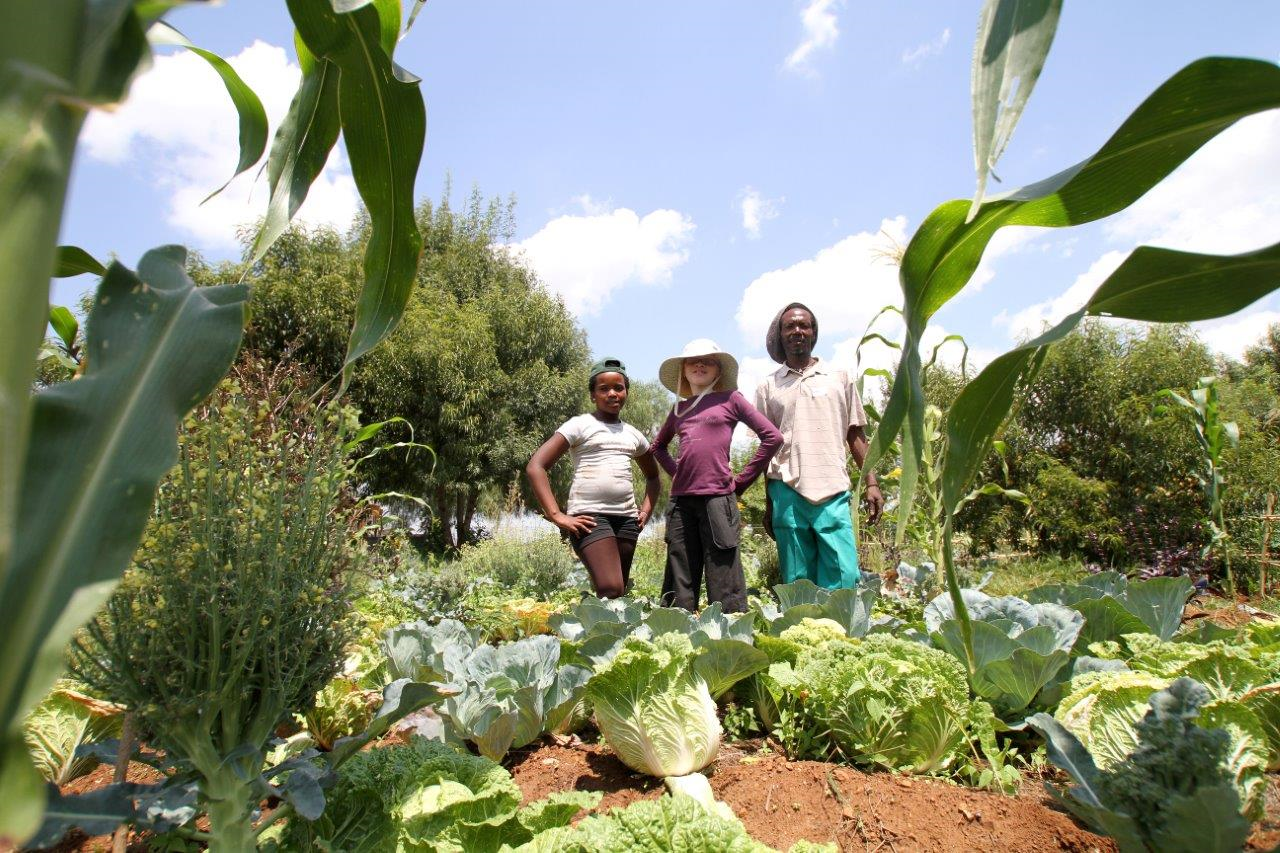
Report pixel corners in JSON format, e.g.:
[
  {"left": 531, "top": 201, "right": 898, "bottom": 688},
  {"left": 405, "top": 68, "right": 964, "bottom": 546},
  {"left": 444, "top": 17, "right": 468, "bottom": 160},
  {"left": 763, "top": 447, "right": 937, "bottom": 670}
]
[
  {"left": 277, "top": 737, "right": 599, "bottom": 852},
  {"left": 586, "top": 633, "right": 721, "bottom": 778},
  {"left": 797, "top": 635, "right": 986, "bottom": 773},
  {"left": 512, "top": 793, "right": 771, "bottom": 852},
  {"left": 23, "top": 683, "right": 124, "bottom": 784}
]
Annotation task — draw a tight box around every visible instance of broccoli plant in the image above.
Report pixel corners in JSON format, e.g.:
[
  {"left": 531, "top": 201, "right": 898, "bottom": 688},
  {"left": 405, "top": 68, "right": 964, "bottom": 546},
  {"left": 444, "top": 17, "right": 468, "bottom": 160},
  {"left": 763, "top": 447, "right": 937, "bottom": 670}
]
[{"left": 1029, "top": 678, "right": 1251, "bottom": 853}]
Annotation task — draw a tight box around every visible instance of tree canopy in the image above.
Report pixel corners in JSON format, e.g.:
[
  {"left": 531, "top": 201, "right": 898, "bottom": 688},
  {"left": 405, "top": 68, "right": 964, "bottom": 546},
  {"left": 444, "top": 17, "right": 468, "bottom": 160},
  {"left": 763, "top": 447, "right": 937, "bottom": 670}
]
[{"left": 219, "top": 187, "right": 591, "bottom": 547}]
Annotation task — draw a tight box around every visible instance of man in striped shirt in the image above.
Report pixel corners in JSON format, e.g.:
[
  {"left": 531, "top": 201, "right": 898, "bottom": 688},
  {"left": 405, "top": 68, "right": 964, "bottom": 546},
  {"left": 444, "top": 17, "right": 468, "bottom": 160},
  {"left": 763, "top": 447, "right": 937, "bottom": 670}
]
[{"left": 754, "top": 303, "right": 884, "bottom": 588}]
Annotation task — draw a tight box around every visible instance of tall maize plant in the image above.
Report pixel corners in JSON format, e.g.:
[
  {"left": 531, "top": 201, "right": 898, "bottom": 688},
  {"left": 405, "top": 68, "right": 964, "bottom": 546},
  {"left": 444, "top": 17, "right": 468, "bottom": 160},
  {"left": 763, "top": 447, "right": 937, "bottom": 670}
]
[
  {"left": 867, "top": 0, "right": 1280, "bottom": 677},
  {"left": 0, "top": 0, "right": 429, "bottom": 843}
]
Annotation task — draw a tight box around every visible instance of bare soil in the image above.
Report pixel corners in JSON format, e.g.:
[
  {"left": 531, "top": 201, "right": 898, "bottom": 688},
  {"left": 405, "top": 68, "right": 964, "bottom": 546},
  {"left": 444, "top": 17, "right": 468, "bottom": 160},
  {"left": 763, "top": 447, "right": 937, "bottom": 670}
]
[{"left": 508, "top": 739, "right": 1116, "bottom": 852}]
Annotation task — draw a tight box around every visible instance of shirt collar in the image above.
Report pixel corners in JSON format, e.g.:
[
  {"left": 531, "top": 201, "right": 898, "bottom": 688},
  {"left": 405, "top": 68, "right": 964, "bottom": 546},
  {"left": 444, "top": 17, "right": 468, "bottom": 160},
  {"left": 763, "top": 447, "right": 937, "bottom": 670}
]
[{"left": 775, "top": 357, "right": 827, "bottom": 380}]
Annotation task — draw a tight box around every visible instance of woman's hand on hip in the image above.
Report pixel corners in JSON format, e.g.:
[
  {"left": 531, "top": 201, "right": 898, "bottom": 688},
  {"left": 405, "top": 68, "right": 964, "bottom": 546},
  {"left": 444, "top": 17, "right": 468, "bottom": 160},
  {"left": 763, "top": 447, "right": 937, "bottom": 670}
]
[{"left": 553, "top": 512, "right": 597, "bottom": 536}]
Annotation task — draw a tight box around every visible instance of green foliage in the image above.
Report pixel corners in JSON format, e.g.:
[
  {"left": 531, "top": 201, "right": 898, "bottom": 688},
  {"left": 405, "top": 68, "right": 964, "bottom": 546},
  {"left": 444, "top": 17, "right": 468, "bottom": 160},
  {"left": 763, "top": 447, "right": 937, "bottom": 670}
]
[
  {"left": 67, "top": 359, "right": 360, "bottom": 847},
  {"left": 756, "top": 579, "right": 883, "bottom": 639},
  {"left": 1031, "top": 679, "right": 1250, "bottom": 853},
  {"left": 22, "top": 683, "right": 123, "bottom": 785},
  {"left": 278, "top": 736, "right": 600, "bottom": 852},
  {"left": 514, "top": 792, "right": 770, "bottom": 853},
  {"left": 792, "top": 634, "right": 991, "bottom": 773},
  {"left": 456, "top": 535, "right": 578, "bottom": 600},
  {"left": 1, "top": 0, "right": 429, "bottom": 839},
  {"left": 241, "top": 188, "right": 590, "bottom": 548},
  {"left": 721, "top": 702, "right": 763, "bottom": 742},
  {"left": 1157, "top": 376, "right": 1241, "bottom": 594},
  {"left": 586, "top": 633, "right": 722, "bottom": 778},
  {"left": 925, "top": 589, "right": 1082, "bottom": 716},
  {"left": 384, "top": 623, "right": 591, "bottom": 760},
  {"left": 303, "top": 677, "right": 382, "bottom": 752}
]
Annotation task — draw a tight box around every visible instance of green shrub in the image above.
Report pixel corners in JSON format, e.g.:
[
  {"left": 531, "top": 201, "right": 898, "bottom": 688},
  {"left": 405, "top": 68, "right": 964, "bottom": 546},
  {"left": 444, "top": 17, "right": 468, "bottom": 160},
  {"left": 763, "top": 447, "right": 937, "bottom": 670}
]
[
  {"left": 456, "top": 535, "right": 578, "bottom": 599},
  {"left": 1027, "top": 456, "right": 1122, "bottom": 559},
  {"left": 68, "top": 359, "right": 361, "bottom": 848}
]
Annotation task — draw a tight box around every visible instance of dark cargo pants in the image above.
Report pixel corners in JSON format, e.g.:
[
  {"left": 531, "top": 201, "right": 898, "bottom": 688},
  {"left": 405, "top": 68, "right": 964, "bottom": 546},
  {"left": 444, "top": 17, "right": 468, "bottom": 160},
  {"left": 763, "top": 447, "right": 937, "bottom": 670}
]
[{"left": 661, "top": 493, "right": 747, "bottom": 613}]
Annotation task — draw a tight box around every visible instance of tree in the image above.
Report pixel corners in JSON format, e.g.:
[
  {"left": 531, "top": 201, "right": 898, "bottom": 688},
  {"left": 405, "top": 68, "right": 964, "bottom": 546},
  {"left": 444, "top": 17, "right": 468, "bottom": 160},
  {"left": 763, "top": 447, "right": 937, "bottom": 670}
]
[{"left": 239, "top": 187, "right": 590, "bottom": 548}]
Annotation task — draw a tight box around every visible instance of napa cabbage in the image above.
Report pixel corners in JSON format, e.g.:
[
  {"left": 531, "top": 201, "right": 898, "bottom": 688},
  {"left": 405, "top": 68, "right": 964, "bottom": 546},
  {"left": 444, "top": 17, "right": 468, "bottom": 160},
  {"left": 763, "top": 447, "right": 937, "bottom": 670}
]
[{"left": 585, "top": 633, "right": 721, "bottom": 778}]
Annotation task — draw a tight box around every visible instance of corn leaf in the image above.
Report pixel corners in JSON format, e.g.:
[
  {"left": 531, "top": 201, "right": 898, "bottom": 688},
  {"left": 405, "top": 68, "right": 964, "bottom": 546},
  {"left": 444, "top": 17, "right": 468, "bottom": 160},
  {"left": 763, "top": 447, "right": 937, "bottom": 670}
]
[
  {"left": 53, "top": 246, "right": 107, "bottom": 278},
  {"left": 0, "top": 5, "right": 153, "bottom": 841},
  {"left": 146, "top": 21, "right": 268, "bottom": 202},
  {"left": 969, "top": 0, "right": 1062, "bottom": 221},
  {"left": 943, "top": 238, "right": 1280, "bottom": 518},
  {"left": 870, "top": 57, "right": 1280, "bottom": 539},
  {"left": 287, "top": 0, "right": 426, "bottom": 388},
  {"left": 0, "top": 247, "right": 245, "bottom": 841},
  {"left": 249, "top": 35, "right": 341, "bottom": 264}
]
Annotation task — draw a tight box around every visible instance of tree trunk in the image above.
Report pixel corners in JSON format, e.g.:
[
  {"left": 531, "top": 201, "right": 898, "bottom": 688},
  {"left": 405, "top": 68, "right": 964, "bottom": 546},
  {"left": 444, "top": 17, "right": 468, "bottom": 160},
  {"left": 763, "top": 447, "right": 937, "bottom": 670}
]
[
  {"left": 454, "top": 489, "right": 468, "bottom": 547},
  {"left": 434, "top": 484, "right": 455, "bottom": 550},
  {"left": 461, "top": 491, "right": 478, "bottom": 545}
]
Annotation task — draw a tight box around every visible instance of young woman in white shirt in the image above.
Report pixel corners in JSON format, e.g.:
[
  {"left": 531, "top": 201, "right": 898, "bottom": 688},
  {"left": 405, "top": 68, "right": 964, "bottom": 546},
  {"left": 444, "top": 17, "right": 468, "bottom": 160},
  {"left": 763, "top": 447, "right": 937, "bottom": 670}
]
[{"left": 526, "top": 357, "right": 662, "bottom": 598}]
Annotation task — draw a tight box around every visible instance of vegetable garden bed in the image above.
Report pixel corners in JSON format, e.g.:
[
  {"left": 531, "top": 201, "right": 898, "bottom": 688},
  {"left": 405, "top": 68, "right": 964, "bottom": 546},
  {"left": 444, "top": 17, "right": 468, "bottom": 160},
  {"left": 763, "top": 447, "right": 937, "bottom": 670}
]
[{"left": 40, "top": 732, "right": 1280, "bottom": 852}]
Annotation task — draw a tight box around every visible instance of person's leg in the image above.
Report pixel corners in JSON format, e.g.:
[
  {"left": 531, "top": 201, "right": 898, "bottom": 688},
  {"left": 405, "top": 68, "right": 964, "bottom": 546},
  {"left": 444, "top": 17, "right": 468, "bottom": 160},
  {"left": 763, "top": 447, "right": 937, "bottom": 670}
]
[
  {"left": 614, "top": 517, "right": 641, "bottom": 592},
  {"left": 579, "top": 536, "right": 627, "bottom": 598},
  {"left": 768, "top": 480, "right": 820, "bottom": 584},
  {"left": 699, "top": 494, "right": 748, "bottom": 613},
  {"left": 812, "top": 491, "right": 861, "bottom": 589},
  {"left": 662, "top": 499, "right": 704, "bottom": 611}
]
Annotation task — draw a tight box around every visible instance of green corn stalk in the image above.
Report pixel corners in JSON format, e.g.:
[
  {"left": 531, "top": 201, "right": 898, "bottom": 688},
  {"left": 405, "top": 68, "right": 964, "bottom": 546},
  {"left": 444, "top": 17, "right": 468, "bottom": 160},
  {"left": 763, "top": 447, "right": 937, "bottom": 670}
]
[
  {"left": 867, "top": 3, "right": 1280, "bottom": 677},
  {"left": 0, "top": 0, "right": 429, "bottom": 843},
  {"left": 1156, "top": 377, "right": 1240, "bottom": 597}
]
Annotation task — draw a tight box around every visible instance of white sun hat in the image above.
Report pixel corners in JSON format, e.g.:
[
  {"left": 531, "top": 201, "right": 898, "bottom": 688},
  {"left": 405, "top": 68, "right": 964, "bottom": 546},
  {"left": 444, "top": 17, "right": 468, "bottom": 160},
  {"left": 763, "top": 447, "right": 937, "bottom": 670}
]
[{"left": 658, "top": 338, "right": 739, "bottom": 397}]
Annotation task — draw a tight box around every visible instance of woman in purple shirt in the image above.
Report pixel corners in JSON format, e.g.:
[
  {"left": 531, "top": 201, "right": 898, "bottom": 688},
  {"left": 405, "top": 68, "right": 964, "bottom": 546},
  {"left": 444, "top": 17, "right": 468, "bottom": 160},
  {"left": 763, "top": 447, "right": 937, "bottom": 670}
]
[{"left": 651, "top": 339, "right": 782, "bottom": 613}]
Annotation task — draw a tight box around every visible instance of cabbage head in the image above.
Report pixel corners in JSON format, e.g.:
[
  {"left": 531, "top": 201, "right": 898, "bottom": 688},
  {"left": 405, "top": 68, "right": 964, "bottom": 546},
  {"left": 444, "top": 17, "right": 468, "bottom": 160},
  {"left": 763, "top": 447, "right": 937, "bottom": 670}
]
[
  {"left": 513, "top": 793, "right": 771, "bottom": 853},
  {"left": 798, "top": 635, "right": 981, "bottom": 773},
  {"left": 1055, "top": 670, "right": 1171, "bottom": 770},
  {"left": 586, "top": 633, "right": 720, "bottom": 778}
]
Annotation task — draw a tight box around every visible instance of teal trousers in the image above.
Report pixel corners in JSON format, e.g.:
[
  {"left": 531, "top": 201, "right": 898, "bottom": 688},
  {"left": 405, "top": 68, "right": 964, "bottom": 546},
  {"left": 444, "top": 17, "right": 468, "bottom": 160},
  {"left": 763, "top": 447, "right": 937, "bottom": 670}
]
[{"left": 767, "top": 479, "right": 861, "bottom": 589}]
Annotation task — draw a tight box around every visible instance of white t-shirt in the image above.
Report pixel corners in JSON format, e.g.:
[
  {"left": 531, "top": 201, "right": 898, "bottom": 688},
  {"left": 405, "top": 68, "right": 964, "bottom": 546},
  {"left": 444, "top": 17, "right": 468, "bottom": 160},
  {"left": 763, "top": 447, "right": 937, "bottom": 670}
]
[{"left": 556, "top": 414, "right": 650, "bottom": 515}]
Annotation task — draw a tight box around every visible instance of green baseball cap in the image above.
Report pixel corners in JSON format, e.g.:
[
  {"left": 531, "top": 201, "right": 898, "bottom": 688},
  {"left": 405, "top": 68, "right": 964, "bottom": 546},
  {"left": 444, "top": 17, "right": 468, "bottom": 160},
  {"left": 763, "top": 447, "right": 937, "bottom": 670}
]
[{"left": 589, "top": 356, "right": 628, "bottom": 380}]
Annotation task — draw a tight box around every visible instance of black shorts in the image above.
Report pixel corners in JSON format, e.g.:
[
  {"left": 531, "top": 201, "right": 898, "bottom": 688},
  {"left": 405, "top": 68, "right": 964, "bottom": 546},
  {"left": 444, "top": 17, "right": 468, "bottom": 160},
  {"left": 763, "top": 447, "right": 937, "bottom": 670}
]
[{"left": 566, "top": 513, "right": 641, "bottom": 552}]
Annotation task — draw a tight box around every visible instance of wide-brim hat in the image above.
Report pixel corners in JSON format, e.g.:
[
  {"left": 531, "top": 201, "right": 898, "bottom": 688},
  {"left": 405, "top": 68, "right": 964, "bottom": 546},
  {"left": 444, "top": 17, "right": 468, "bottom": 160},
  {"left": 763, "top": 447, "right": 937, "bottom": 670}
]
[{"left": 658, "top": 339, "right": 739, "bottom": 396}]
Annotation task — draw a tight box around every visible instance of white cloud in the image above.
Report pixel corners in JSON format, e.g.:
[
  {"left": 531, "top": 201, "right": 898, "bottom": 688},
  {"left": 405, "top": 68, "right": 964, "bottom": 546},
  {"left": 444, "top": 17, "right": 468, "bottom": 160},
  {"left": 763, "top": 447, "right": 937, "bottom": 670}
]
[
  {"left": 996, "top": 250, "right": 1128, "bottom": 341},
  {"left": 510, "top": 203, "right": 695, "bottom": 316},
  {"left": 82, "top": 41, "right": 360, "bottom": 252},
  {"left": 1195, "top": 308, "right": 1280, "bottom": 360},
  {"left": 736, "top": 216, "right": 909, "bottom": 351},
  {"left": 901, "top": 28, "right": 951, "bottom": 65},
  {"left": 739, "top": 187, "right": 783, "bottom": 239},
  {"left": 784, "top": 0, "right": 842, "bottom": 75},
  {"left": 1105, "top": 111, "right": 1280, "bottom": 255},
  {"left": 969, "top": 225, "right": 1047, "bottom": 292}
]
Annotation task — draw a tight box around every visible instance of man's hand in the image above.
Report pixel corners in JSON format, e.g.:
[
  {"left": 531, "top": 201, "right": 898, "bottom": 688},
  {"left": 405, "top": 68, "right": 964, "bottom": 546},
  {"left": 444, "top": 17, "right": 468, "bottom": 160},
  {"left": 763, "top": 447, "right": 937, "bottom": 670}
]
[
  {"left": 636, "top": 509, "right": 651, "bottom": 530},
  {"left": 552, "top": 512, "right": 596, "bottom": 537},
  {"left": 864, "top": 483, "right": 884, "bottom": 524}
]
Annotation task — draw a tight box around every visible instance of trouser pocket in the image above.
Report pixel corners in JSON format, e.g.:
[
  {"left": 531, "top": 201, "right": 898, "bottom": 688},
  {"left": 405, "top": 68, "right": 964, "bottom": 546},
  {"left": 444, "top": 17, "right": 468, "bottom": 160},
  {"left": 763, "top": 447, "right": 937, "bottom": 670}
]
[{"left": 706, "top": 493, "right": 741, "bottom": 550}]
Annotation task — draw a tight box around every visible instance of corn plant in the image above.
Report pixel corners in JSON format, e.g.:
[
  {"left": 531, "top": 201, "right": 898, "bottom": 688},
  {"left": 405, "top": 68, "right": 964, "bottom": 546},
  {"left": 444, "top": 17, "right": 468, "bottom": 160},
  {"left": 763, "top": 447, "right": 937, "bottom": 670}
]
[
  {"left": 866, "top": 1, "right": 1280, "bottom": 679},
  {"left": 1, "top": 2, "right": 429, "bottom": 842},
  {"left": 1156, "top": 377, "right": 1240, "bottom": 596}
]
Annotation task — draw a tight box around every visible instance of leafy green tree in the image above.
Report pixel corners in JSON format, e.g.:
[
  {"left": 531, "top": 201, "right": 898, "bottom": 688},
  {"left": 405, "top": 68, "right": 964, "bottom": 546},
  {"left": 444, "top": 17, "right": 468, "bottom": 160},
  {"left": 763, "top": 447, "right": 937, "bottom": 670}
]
[{"left": 238, "top": 188, "right": 590, "bottom": 548}]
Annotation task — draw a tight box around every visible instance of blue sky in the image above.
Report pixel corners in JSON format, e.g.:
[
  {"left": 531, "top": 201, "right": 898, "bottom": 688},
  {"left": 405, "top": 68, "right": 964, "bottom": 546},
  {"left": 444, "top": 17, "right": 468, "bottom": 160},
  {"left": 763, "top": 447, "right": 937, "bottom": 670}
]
[{"left": 58, "top": 1, "right": 1280, "bottom": 395}]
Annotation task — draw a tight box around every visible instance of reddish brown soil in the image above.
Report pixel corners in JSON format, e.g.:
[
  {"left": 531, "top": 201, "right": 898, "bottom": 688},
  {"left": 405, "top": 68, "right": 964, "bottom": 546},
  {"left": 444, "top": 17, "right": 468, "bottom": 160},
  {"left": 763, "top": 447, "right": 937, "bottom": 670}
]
[{"left": 508, "top": 739, "right": 1116, "bottom": 852}]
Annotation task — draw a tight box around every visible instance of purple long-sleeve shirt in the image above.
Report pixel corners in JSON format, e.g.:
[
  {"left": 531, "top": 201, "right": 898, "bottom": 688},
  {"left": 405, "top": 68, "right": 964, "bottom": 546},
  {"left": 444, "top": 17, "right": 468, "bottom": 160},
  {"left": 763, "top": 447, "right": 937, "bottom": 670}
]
[{"left": 650, "top": 390, "right": 783, "bottom": 497}]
